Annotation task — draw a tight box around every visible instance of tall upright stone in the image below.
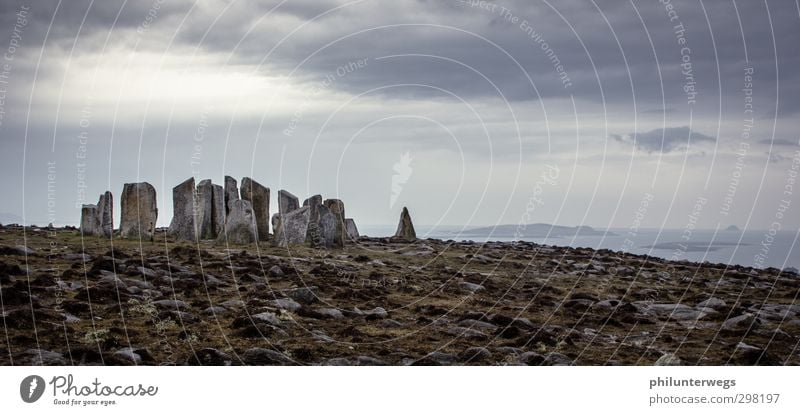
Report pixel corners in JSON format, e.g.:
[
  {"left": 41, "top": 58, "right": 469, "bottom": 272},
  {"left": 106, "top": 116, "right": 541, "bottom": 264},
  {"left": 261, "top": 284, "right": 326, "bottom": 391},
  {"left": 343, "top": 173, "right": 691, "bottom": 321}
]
[
  {"left": 241, "top": 177, "right": 270, "bottom": 241},
  {"left": 119, "top": 182, "right": 158, "bottom": 241},
  {"left": 392, "top": 206, "right": 416, "bottom": 242},
  {"left": 168, "top": 177, "right": 197, "bottom": 241},
  {"left": 303, "top": 195, "right": 323, "bottom": 246},
  {"left": 273, "top": 206, "right": 310, "bottom": 248},
  {"left": 97, "top": 191, "right": 113, "bottom": 237},
  {"left": 224, "top": 176, "right": 239, "bottom": 214},
  {"left": 80, "top": 204, "right": 100, "bottom": 236},
  {"left": 196, "top": 179, "right": 225, "bottom": 240},
  {"left": 345, "top": 218, "right": 360, "bottom": 242},
  {"left": 323, "top": 199, "right": 346, "bottom": 248},
  {"left": 218, "top": 199, "right": 258, "bottom": 244},
  {"left": 211, "top": 183, "right": 225, "bottom": 237},
  {"left": 278, "top": 190, "right": 299, "bottom": 215}
]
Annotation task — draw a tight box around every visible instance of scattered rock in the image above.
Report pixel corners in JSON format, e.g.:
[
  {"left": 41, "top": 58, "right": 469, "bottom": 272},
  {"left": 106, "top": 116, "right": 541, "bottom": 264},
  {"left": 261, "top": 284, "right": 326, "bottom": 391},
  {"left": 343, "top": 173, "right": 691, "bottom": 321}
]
[
  {"left": 241, "top": 348, "right": 292, "bottom": 365},
  {"left": 654, "top": 353, "right": 683, "bottom": 366},
  {"left": 458, "top": 346, "right": 491, "bottom": 363},
  {"left": 186, "top": 348, "right": 232, "bottom": 366},
  {"left": 722, "top": 314, "right": 761, "bottom": 333}
]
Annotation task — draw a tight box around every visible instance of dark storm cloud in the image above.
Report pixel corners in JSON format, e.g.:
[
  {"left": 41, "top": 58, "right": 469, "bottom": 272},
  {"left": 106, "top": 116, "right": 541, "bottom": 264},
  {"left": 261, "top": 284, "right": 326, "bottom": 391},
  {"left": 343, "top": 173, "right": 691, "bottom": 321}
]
[
  {"left": 612, "top": 126, "right": 715, "bottom": 153},
  {"left": 5, "top": 0, "right": 798, "bottom": 114}
]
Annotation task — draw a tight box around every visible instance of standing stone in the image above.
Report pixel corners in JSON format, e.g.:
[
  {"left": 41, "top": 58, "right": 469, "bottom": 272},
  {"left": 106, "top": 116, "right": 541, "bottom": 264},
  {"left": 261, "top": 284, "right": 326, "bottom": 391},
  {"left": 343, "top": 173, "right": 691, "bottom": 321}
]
[
  {"left": 168, "top": 178, "right": 198, "bottom": 241},
  {"left": 218, "top": 199, "right": 257, "bottom": 244},
  {"left": 273, "top": 206, "right": 310, "bottom": 247},
  {"left": 119, "top": 182, "right": 158, "bottom": 241},
  {"left": 323, "top": 199, "right": 346, "bottom": 248},
  {"left": 97, "top": 191, "right": 113, "bottom": 237},
  {"left": 345, "top": 218, "right": 359, "bottom": 241},
  {"left": 211, "top": 183, "right": 225, "bottom": 237},
  {"left": 303, "top": 195, "right": 323, "bottom": 246},
  {"left": 80, "top": 204, "right": 100, "bottom": 236},
  {"left": 392, "top": 206, "right": 416, "bottom": 242},
  {"left": 224, "top": 176, "right": 239, "bottom": 214},
  {"left": 241, "top": 177, "right": 270, "bottom": 241},
  {"left": 195, "top": 179, "right": 226, "bottom": 240},
  {"left": 278, "top": 190, "right": 299, "bottom": 215},
  {"left": 318, "top": 206, "right": 337, "bottom": 248}
]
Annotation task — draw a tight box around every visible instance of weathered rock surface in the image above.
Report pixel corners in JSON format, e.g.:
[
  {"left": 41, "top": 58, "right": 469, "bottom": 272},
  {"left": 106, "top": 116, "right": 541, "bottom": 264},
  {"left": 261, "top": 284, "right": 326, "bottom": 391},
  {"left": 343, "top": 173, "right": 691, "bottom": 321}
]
[
  {"left": 196, "top": 179, "right": 225, "bottom": 240},
  {"left": 345, "top": 218, "right": 359, "bottom": 241},
  {"left": 273, "top": 206, "right": 310, "bottom": 247},
  {"left": 218, "top": 199, "right": 258, "bottom": 244},
  {"left": 278, "top": 190, "right": 299, "bottom": 215},
  {"left": 392, "top": 206, "right": 416, "bottom": 242},
  {"left": 119, "top": 182, "right": 158, "bottom": 241},
  {"left": 240, "top": 177, "right": 270, "bottom": 241},
  {"left": 303, "top": 195, "right": 323, "bottom": 246},
  {"left": 97, "top": 191, "right": 113, "bottom": 237},
  {"left": 224, "top": 176, "right": 239, "bottom": 213},
  {"left": 168, "top": 178, "right": 198, "bottom": 241},
  {"left": 323, "top": 199, "right": 346, "bottom": 248},
  {"left": 80, "top": 204, "right": 100, "bottom": 236}
]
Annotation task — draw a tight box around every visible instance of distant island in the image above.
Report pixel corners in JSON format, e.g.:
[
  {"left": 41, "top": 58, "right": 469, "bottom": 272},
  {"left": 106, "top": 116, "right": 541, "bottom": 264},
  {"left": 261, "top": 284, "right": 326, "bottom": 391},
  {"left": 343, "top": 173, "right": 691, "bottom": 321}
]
[
  {"left": 447, "top": 223, "right": 615, "bottom": 239},
  {"left": 724, "top": 225, "right": 741, "bottom": 232}
]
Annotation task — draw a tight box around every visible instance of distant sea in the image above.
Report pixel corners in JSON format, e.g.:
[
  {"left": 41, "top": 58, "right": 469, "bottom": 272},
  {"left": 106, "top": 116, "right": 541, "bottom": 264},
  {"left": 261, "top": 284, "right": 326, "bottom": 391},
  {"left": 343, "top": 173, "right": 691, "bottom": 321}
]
[{"left": 358, "top": 225, "right": 800, "bottom": 270}]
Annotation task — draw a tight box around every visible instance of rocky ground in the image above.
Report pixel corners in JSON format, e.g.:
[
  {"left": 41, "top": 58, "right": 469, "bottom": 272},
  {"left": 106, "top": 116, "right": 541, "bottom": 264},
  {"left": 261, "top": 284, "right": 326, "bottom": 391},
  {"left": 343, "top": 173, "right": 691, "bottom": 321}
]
[{"left": 1, "top": 224, "right": 798, "bottom": 366}]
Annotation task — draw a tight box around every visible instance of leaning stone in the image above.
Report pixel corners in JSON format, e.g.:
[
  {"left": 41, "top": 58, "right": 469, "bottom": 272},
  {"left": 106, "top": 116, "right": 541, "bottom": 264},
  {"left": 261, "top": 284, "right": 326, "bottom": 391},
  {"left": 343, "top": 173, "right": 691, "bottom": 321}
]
[
  {"left": 119, "top": 182, "right": 158, "bottom": 241},
  {"left": 278, "top": 189, "right": 299, "bottom": 214},
  {"left": 224, "top": 176, "right": 239, "bottom": 213},
  {"left": 168, "top": 177, "right": 198, "bottom": 241},
  {"left": 392, "top": 206, "right": 416, "bottom": 242},
  {"left": 240, "top": 177, "right": 270, "bottom": 241},
  {"left": 218, "top": 199, "right": 258, "bottom": 244},
  {"left": 273, "top": 206, "right": 310, "bottom": 247},
  {"left": 345, "top": 218, "right": 359, "bottom": 241}
]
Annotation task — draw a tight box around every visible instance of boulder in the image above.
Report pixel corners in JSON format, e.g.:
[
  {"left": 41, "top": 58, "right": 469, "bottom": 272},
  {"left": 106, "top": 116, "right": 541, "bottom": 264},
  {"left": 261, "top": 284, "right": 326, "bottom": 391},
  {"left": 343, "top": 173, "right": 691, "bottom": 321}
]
[
  {"left": 240, "top": 177, "right": 270, "bottom": 241},
  {"left": 345, "top": 218, "right": 359, "bottom": 241},
  {"left": 224, "top": 176, "right": 239, "bottom": 213},
  {"left": 119, "top": 182, "right": 158, "bottom": 241},
  {"left": 278, "top": 189, "right": 299, "bottom": 215},
  {"left": 392, "top": 206, "right": 416, "bottom": 242},
  {"left": 211, "top": 183, "right": 225, "bottom": 237},
  {"left": 80, "top": 204, "right": 101, "bottom": 236},
  {"left": 218, "top": 199, "right": 258, "bottom": 244},
  {"left": 273, "top": 206, "right": 310, "bottom": 247},
  {"left": 168, "top": 177, "right": 198, "bottom": 241}
]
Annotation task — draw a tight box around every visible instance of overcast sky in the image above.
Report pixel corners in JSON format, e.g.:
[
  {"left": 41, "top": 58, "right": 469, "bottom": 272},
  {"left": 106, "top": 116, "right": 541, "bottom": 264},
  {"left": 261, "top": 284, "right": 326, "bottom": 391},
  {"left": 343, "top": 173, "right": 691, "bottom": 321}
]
[{"left": 0, "top": 0, "right": 798, "bottom": 234}]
